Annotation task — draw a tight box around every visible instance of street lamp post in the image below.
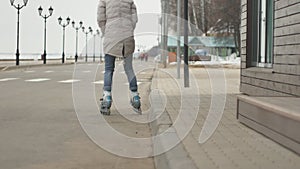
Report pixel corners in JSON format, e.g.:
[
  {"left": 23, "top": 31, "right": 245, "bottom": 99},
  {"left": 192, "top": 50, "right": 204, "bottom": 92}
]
[
  {"left": 10, "top": 0, "right": 29, "bottom": 66},
  {"left": 38, "top": 6, "right": 54, "bottom": 64},
  {"left": 161, "top": 0, "right": 168, "bottom": 68},
  {"left": 93, "top": 29, "right": 99, "bottom": 62},
  {"left": 96, "top": 30, "right": 102, "bottom": 62},
  {"left": 177, "top": 0, "right": 181, "bottom": 79},
  {"left": 82, "top": 26, "right": 92, "bottom": 62},
  {"left": 184, "top": 0, "right": 189, "bottom": 87},
  {"left": 58, "top": 17, "right": 70, "bottom": 64},
  {"left": 72, "top": 21, "right": 83, "bottom": 62}
]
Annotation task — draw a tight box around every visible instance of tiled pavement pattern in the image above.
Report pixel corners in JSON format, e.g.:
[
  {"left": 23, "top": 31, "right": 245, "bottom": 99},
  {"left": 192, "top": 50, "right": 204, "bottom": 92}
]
[{"left": 153, "top": 67, "right": 300, "bottom": 169}]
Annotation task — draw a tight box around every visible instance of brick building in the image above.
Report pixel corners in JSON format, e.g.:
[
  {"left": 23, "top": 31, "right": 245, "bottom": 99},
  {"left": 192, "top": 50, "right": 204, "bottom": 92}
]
[{"left": 237, "top": 0, "right": 300, "bottom": 154}]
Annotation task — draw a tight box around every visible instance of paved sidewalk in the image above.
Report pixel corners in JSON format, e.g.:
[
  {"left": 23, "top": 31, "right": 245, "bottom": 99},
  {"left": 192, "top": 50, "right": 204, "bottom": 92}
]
[{"left": 151, "top": 66, "right": 300, "bottom": 169}]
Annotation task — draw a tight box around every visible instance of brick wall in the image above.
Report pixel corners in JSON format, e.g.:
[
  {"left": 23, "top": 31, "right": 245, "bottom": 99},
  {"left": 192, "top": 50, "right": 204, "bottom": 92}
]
[{"left": 240, "top": 0, "right": 300, "bottom": 97}]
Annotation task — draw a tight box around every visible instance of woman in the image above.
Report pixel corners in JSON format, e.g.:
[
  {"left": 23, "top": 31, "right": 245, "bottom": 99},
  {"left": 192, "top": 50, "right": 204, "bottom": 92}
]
[{"left": 97, "top": 0, "right": 140, "bottom": 115}]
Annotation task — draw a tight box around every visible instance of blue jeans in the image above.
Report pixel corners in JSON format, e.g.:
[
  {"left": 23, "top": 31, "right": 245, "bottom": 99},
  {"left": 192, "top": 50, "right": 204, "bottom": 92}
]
[{"left": 103, "top": 54, "right": 138, "bottom": 92}]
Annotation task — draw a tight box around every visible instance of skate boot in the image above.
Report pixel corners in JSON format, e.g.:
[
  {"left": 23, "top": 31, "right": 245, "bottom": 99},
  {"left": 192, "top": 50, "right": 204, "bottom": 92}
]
[
  {"left": 130, "top": 92, "right": 142, "bottom": 114},
  {"left": 100, "top": 91, "right": 112, "bottom": 115}
]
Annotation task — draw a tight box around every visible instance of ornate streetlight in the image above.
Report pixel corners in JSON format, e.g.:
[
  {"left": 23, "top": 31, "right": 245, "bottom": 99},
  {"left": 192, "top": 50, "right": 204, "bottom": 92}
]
[
  {"left": 10, "top": 0, "right": 29, "bottom": 66},
  {"left": 38, "top": 6, "right": 54, "bottom": 64},
  {"left": 72, "top": 21, "right": 83, "bottom": 62},
  {"left": 58, "top": 17, "right": 70, "bottom": 64},
  {"left": 96, "top": 30, "right": 103, "bottom": 62},
  {"left": 92, "top": 29, "right": 99, "bottom": 62},
  {"left": 82, "top": 26, "right": 92, "bottom": 62}
]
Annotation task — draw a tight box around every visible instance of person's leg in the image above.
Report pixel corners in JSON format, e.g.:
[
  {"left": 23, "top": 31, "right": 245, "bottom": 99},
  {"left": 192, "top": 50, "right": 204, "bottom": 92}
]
[
  {"left": 124, "top": 54, "right": 141, "bottom": 113},
  {"left": 123, "top": 54, "right": 138, "bottom": 92},
  {"left": 100, "top": 54, "right": 115, "bottom": 115},
  {"left": 103, "top": 54, "right": 116, "bottom": 92}
]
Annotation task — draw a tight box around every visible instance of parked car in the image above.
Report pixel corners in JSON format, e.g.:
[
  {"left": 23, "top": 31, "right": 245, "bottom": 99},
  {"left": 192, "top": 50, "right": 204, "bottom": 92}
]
[
  {"left": 190, "top": 49, "right": 211, "bottom": 61},
  {"left": 189, "top": 55, "right": 200, "bottom": 61},
  {"left": 195, "top": 49, "right": 208, "bottom": 56}
]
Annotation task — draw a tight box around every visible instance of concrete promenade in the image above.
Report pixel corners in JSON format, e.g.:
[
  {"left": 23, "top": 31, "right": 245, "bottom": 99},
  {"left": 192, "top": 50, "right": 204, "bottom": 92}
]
[
  {"left": 0, "top": 60, "right": 155, "bottom": 169},
  {"left": 0, "top": 59, "right": 299, "bottom": 169}
]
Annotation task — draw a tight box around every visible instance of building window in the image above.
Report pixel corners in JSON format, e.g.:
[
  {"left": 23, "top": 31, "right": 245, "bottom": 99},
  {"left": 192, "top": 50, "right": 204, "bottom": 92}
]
[{"left": 247, "top": 0, "right": 274, "bottom": 68}]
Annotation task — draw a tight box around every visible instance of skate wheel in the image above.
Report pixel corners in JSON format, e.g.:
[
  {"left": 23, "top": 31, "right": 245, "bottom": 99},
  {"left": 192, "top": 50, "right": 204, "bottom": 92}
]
[
  {"left": 101, "top": 110, "right": 110, "bottom": 116},
  {"left": 132, "top": 108, "right": 142, "bottom": 115}
]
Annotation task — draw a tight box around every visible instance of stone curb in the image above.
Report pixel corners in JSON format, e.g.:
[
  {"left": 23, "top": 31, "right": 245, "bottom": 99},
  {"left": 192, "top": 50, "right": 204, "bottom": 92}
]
[
  {"left": 149, "top": 68, "right": 198, "bottom": 169},
  {"left": 0, "top": 62, "right": 75, "bottom": 72}
]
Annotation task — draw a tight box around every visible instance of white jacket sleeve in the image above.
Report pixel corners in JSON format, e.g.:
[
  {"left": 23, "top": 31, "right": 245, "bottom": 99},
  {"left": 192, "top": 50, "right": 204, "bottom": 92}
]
[
  {"left": 97, "top": 0, "right": 106, "bottom": 34},
  {"left": 131, "top": 2, "right": 138, "bottom": 29}
]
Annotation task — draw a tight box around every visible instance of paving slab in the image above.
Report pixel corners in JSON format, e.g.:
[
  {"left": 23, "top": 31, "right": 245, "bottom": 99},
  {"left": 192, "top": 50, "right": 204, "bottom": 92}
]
[{"left": 150, "top": 67, "right": 300, "bottom": 169}]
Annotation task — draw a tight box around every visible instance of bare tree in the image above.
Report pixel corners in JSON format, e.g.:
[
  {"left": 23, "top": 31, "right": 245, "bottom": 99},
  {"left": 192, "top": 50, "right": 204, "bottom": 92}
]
[
  {"left": 162, "top": 0, "right": 241, "bottom": 52},
  {"left": 209, "top": 0, "right": 241, "bottom": 52}
]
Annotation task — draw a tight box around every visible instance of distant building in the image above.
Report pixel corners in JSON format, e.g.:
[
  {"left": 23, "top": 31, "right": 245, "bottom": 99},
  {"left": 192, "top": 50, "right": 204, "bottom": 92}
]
[
  {"left": 167, "top": 36, "right": 236, "bottom": 57},
  {"left": 237, "top": 0, "right": 300, "bottom": 154}
]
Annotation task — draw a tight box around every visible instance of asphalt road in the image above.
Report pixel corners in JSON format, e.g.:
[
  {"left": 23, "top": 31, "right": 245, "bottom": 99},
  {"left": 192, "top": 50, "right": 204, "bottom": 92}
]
[{"left": 0, "top": 61, "right": 156, "bottom": 169}]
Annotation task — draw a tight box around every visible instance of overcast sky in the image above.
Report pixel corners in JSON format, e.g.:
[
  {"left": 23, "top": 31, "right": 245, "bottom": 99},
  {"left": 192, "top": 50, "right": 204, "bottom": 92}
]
[{"left": 0, "top": 0, "right": 161, "bottom": 56}]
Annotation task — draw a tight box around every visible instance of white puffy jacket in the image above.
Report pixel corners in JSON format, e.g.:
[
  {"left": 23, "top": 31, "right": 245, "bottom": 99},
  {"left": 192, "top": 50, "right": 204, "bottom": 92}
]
[{"left": 97, "top": 0, "right": 138, "bottom": 57}]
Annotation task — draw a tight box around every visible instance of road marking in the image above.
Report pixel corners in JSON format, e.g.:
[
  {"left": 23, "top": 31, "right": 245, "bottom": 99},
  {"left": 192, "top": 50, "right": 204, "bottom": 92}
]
[
  {"left": 83, "top": 70, "right": 91, "bottom": 73},
  {"left": 58, "top": 79, "right": 80, "bottom": 83},
  {"left": 0, "top": 78, "right": 19, "bottom": 82},
  {"left": 45, "top": 70, "right": 54, "bottom": 73},
  {"left": 93, "top": 80, "right": 104, "bottom": 84},
  {"left": 24, "top": 71, "right": 35, "bottom": 73},
  {"left": 1, "top": 66, "right": 9, "bottom": 71},
  {"left": 124, "top": 82, "right": 142, "bottom": 85},
  {"left": 25, "top": 78, "right": 50, "bottom": 82}
]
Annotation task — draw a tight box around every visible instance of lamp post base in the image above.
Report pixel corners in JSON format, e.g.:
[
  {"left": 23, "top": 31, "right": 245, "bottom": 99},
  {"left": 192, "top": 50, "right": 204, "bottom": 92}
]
[
  {"left": 16, "top": 50, "right": 20, "bottom": 66},
  {"left": 43, "top": 51, "right": 47, "bottom": 64},
  {"left": 62, "top": 53, "right": 65, "bottom": 64},
  {"left": 75, "top": 54, "right": 78, "bottom": 62}
]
